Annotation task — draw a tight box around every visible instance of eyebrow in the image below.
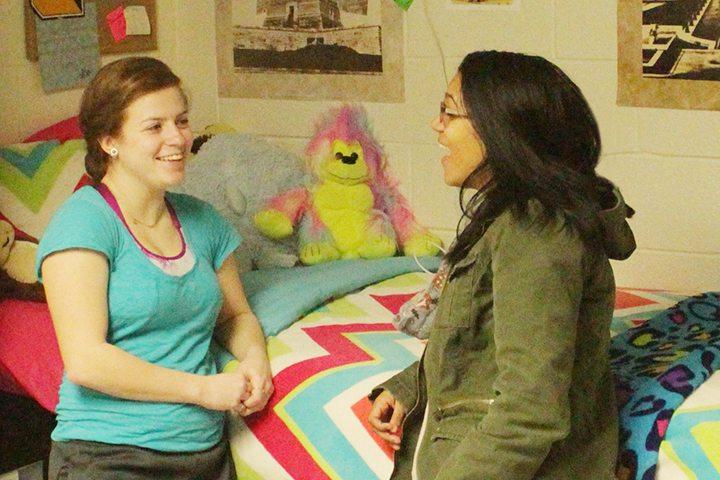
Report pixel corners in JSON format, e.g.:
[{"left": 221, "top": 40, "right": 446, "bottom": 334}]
[{"left": 140, "top": 110, "right": 189, "bottom": 124}]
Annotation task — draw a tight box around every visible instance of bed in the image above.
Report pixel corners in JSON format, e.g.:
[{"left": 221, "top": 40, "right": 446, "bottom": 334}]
[
  {"left": 221, "top": 271, "right": 720, "bottom": 480},
  {"left": 1, "top": 120, "right": 719, "bottom": 480}
]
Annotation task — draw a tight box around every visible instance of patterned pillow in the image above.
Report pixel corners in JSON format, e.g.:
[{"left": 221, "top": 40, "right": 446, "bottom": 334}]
[
  {"left": 23, "top": 116, "right": 83, "bottom": 144},
  {"left": 0, "top": 139, "right": 90, "bottom": 241}
]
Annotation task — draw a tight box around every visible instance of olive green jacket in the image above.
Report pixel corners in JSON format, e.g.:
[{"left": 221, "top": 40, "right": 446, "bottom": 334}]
[{"left": 374, "top": 190, "right": 635, "bottom": 480}]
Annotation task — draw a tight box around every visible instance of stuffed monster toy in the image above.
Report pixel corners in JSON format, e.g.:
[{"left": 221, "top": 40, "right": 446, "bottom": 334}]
[
  {"left": 253, "top": 105, "right": 441, "bottom": 265},
  {"left": 173, "top": 133, "right": 306, "bottom": 273}
]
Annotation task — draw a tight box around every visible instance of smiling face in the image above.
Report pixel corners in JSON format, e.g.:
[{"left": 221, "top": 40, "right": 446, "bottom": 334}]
[
  {"left": 102, "top": 86, "right": 192, "bottom": 192},
  {"left": 430, "top": 73, "right": 488, "bottom": 189}
]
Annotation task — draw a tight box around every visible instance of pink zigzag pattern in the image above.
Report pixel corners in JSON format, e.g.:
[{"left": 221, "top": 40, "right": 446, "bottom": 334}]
[{"left": 244, "top": 323, "right": 396, "bottom": 479}]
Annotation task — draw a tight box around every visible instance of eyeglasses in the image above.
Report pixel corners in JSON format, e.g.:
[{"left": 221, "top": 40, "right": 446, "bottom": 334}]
[{"left": 439, "top": 101, "right": 469, "bottom": 126}]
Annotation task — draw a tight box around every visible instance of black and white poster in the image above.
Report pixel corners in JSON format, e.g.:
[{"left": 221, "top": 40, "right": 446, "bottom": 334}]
[
  {"left": 216, "top": 0, "right": 404, "bottom": 101},
  {"left": 618, "top": 0, "right": 720, "bottom": 110}
]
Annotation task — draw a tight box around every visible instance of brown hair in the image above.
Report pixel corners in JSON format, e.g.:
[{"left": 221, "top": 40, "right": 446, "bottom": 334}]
[{"left": 79, "top": 57, "right": 183, "bottom": 183}]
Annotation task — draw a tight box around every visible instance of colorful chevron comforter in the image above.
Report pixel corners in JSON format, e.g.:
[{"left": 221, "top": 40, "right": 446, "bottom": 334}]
[{"left": 220, "top": 270, "right": 719, "bottom": 480}]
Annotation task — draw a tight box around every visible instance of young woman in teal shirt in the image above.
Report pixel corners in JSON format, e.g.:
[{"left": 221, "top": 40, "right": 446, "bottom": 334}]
[{"left": 38, "top": 57, "right": 273, "bottom": 479}]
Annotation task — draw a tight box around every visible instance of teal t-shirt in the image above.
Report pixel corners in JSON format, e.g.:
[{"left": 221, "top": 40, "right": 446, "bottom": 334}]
[{"left": 36, "top": 186, "right": 241, "bottom": 452}]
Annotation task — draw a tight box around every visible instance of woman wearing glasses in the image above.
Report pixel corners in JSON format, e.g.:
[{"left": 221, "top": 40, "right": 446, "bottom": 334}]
[{"left": 368, "top": 50, "right": 636, "bottom": 479}]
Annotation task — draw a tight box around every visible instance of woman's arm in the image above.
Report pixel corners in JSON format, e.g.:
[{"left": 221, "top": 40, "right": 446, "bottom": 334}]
[
  {"left": 367, "top": 360, "right": 420, "bottom": 449},
  {"left": 213, "top": 254, "right": 274, "bottom": 414},
  {"left": 42, "top": 249, "right": 249, "bottom": 412}
]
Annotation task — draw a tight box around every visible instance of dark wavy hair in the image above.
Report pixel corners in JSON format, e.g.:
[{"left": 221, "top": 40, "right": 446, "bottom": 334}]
[
  {"left": 79, "top": 57, "right": 184, "bottom": 183},
  {"left": 446, "top": 50, "right": 618, "bottom": 266}
]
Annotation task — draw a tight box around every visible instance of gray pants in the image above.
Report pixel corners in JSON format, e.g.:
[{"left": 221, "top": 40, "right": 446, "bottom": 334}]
[{"left": 48, "top": 439, "right": 236, "bottom": 480}]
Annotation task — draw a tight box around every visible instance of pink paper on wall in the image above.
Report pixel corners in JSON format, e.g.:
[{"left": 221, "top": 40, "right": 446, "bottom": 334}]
[{"left": 106, "top": 5, "right": 127, "bottom": 42}]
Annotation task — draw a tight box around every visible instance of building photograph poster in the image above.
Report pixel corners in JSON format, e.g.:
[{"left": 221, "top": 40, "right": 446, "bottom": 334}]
[
  {"left": 216, "top": 0, "right": 404, "bottom": 102},
  {"left": 618, "top": 0, "right": 720, "bottom": 110}
]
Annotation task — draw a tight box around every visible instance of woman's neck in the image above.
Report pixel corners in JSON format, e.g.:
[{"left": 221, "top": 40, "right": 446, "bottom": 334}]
[{"left": 101, "top": 174, "right": 167, "bottom": 228}]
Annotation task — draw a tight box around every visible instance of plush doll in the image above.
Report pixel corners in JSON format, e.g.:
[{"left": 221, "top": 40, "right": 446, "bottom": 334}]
[
  {"left": 190, "top": 123, "right": 237, "bottom": 154},
  {"left": 0, "top": 220, "right": 45, "bottom": 302},
  {"left": 253, "top": 104, "right": 441, "bottom": 265},
  {"left": 173, "top": 132, "right": 307, "bottom": 273}
]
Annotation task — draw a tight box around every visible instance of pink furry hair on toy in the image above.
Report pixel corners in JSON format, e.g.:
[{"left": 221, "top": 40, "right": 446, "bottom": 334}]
[{"left": 253, "top": 104, "right": 442, "bottom": 265}]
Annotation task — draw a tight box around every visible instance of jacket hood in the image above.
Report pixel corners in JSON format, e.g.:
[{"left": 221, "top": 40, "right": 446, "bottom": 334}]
[{"left": 598, "top": 186, "right": 636, "bottom": 260}]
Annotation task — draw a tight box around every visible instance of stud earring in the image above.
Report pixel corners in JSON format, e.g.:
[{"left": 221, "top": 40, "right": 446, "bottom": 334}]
[{"left": 109, "top": 147, "right": 118, "bottom": 157}]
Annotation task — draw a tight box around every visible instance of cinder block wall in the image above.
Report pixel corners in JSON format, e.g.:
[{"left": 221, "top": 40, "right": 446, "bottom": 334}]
[{"left": 1, "top": 1, "right": 718, "bottom": 291}]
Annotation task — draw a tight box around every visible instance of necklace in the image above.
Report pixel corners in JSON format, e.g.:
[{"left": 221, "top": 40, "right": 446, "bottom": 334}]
[
  {"left": 129, "top": 212, "right": 165, "bottom": 228},
  {"left": 98, "top": 182, "right": 167, "bottom": 229}
]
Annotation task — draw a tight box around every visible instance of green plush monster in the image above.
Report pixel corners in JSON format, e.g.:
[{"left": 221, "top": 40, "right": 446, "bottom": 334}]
[{"left": 254, "top": 105, "right": 441, "bottom": 265}]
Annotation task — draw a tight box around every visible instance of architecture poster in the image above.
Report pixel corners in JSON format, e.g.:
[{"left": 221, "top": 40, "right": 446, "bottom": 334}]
[
  {"left": 216, "top": 0, "right": 404, "bottom": 102},
  {"left": 618, "top": 0, "right": 720, "bottom": 110}
]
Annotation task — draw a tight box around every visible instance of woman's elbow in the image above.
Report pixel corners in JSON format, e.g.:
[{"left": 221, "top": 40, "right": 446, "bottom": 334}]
[
  {"left": 537, "top": 411, "right": 572, "bottom": 445},
  {"left": 64, "top": 361, "right": 95, "bottom": 387},
  {"left": 62, "top": 349, "right": 104, "bottom": 388}
]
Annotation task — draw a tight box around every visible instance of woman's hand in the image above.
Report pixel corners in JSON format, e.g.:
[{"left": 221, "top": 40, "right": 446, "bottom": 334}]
[
  {"left": 368, "top": 390, "right": 406, "bottom": 450},
  {"left": 231, "top": 357, "right": 274, "bottom": 416},
  {"left": 213, "top": 255, "right": 274, "bottom": 416},
  {"left": 197, "top": 372, "right": 251, "bottom": 412}
]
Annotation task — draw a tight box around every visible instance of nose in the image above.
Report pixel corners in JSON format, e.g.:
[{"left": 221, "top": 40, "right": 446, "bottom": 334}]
[
  {"left": 165, "top": 123, "right": 188, "bottom": 145},
  {"left": 430, "top": 114, "right": 444, "bottom": 133},
  {"left": 336, "top": 152, "right": 358, "bottom": 165}
]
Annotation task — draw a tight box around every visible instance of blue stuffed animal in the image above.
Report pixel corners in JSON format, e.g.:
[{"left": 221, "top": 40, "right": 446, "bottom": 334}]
[{"left": 174, "top": 133, "right": 306, "bottom": 273}]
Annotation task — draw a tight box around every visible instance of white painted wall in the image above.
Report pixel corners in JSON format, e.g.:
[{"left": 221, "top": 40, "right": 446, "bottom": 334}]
[{"left": 1, "top": 0, "right": 718, "bottom": 291}]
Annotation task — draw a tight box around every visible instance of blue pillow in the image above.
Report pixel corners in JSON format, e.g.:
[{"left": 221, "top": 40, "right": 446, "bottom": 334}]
[
  {"left": 213, "top": 256, "right": 440, "bottom": 369},
  {"left": 241, "top": 256, "right": 441, "bottom": 336}
]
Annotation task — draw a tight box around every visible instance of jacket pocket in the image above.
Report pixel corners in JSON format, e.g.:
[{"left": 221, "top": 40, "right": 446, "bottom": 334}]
[
  {"left": 437, "top": 398, "right": 494, "bottom": 420},
  {"left": 430, "top": 415, "right": 480, "bottom": 442}
]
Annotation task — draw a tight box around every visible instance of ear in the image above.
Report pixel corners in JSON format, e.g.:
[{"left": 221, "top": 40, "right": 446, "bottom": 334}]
[{"left": 99, "top": 135, "right": 116, "bottom": 156}]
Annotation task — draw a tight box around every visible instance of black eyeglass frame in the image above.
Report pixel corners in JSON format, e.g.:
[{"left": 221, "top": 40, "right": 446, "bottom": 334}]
[{"left": 439, "top": 101, "right": 469, "bottom": 125}]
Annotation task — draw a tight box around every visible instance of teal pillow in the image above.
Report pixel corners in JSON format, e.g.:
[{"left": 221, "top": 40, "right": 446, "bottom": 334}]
[
  {"left": 241, "top": 256, "right": 441, "bottom": 336},
  {"left": 213, "top": 256, "right": 440, "bottom": 368}
]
